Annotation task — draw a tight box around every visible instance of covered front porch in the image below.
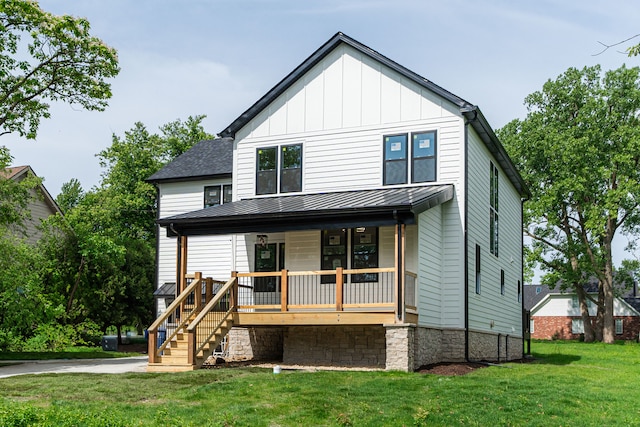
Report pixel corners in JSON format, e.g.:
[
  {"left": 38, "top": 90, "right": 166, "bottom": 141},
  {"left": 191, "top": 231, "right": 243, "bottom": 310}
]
[{"left": 147, "top": 185, "right": 453, "bottom": 371}]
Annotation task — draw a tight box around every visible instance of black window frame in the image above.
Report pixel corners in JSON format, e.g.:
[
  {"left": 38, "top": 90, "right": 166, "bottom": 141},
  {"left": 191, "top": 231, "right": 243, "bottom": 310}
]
[
  {"left": 490, "top": 161, "right": 499, "bottom": 257},
  {"left": 256, "top": 146, "right": 278, "bottom": 195},
  {"left": 280, "top": 143, "right": 302, "bottom": 193},
  {"left": 475, "top": 244, "right": 481, "bottom": 295},
  {"left": 204, "top": 184, "right": 233, "bottom": 208},
  {"left": 321, "top": 229, "right": 347, "bottom": 284},
  {"left": 500, "top": 269, "right": 505, "bottom": 296},
  {"left": 383, "top": 134, "right": 408, "bottom": 185},
  {"left": 411, "top": 130, "right": 437, "bottom": 183},
  {"left": 351, "top": 227, "right": 379, "bottom": 283}
]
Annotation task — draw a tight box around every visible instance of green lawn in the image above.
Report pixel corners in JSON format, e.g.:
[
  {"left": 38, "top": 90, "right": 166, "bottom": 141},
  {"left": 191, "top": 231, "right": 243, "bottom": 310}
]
[{"left": 1, "top": 341, "right": 638, "bottom": 426}]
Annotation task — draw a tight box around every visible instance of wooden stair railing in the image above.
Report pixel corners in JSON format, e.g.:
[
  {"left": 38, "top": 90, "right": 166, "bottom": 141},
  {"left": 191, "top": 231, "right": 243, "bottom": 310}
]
[
  {"left": 186, "top": 276, "right": 238, "bottom": 366},
  {"left": 148, "top": 272, "right": 205, "bottom": 364}
]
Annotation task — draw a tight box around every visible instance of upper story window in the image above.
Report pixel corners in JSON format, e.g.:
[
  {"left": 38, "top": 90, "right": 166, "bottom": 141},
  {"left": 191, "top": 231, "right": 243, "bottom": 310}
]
[
  {"left": 383, "top": 131, "right": 437, "bottom": 186},
  {"left": 280, "top": 144, "right": 302, "bottom": 193},
  {"left": 204, "top": 184, "right": 232, "bottom": 208},
  {"left": 490, "top": 161, "right": 499, "bottom": 256},
  {"left": 500, "top": 269, "right": 505, "bottom": 296},
  {"left": 412, "top": 131, "right": 437, "bottom": 183},
  {"left": 475, "top": 244, "right": 481, "bottom": 294},
  {"left": 256, "top": 144, "right": 302, "bottom": 195},
  {"left": 383, "top": 134, "right": 408, "bottom": 185}
]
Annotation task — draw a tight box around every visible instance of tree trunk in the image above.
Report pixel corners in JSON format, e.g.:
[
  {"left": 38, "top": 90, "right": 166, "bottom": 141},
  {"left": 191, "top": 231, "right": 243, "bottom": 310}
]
[
  {"left": 601, "top": 218, "right": 616, "bottom": 344},
  {"left": 575, "top": 285, "right": 595, "bottom": 342}
]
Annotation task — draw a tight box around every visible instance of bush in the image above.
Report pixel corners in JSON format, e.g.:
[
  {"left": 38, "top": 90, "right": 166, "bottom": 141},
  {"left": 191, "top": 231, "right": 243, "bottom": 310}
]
[{"left": 22, "top": 320, "right": 103, "bottom": 351}]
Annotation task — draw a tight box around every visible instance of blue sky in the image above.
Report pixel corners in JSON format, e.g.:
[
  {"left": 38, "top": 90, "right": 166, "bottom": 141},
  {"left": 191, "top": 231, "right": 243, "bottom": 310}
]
[{"left": 5, "top": 1, "right": 638, "bottom": 195}]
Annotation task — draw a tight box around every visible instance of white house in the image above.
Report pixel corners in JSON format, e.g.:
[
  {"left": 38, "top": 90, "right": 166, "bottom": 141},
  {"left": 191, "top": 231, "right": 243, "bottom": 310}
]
[
  {"left": 146, "top": 32, "right": 530, "bottom": 372},
  {"left": 525, "top": 284, "right": 640, "bottom": 340}
]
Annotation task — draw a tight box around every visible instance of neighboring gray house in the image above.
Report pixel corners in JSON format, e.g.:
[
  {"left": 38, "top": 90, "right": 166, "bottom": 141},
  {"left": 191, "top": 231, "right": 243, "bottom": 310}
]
[
  {"left": 1, "top": 165, "right": 62, "bottom": 244},
  {"left": 146, "top": 32, "right": 530, "bottom": 372}
]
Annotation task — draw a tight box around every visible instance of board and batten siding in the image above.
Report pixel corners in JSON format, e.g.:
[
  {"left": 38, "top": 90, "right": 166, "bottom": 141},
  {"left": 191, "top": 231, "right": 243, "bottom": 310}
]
[
  {"left": 466, "top": 128, "right": 523, "bottom": 336},
  {"left": 233, "top": 43, "right": 463, "bottom": 200},
  {"left": 156, "top": 179, "right": 233, "bottom": 288}
]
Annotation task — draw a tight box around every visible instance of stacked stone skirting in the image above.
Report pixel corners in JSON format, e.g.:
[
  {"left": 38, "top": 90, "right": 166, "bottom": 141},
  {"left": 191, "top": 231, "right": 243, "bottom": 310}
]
[{"left": 224, "top": 324, "right": 524, "bottom": 371}]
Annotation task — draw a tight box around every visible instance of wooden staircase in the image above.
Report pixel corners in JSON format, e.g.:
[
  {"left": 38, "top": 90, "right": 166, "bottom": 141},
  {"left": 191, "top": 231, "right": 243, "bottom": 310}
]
[
  {"left": 147, "top": 274, "right": 238, "bottom": 373},
  {"left": 147, "top": 317, "right": 233, "bottom": 372}
]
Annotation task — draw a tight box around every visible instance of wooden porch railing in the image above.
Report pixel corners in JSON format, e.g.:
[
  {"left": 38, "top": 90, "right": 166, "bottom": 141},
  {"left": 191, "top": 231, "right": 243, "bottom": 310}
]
[
  {"left": 186, "top": 276, "right": 237, "bottom": 365},
  {"left": 147, "top": 272, "right": 226, "bottom": 363},
  {"left": 235, "top": 267, "right": 417, "bottom": 314}
]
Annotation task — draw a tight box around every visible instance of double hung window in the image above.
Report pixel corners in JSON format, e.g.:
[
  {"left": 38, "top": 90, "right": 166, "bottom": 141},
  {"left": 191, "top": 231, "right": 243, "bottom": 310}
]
[
  {"left": 256, "top": 144, "right": 302, "bottom": 195},
  {"left": 383, "top": 131, "right": 437, "bottom": 185}
]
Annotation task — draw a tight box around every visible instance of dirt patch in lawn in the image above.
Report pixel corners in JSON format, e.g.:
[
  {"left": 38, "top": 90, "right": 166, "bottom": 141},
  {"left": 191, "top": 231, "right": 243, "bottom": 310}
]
[{"left": 417, "top": 362, "right": 488, "bottom": 376}]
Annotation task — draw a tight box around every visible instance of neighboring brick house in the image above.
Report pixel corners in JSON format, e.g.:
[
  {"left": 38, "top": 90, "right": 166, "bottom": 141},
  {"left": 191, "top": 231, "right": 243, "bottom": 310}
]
[
  {"left": 1, "top": 165, "right": 62, "bottom": 244},
  {"left": 524, "top": 284, "right": 640, "bottom": 341}
]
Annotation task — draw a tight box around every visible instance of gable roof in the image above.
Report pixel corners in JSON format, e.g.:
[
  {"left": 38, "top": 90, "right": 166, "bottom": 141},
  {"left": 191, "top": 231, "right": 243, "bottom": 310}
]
[
  {"left": 1, "top": 165, "right": 62, "bottom": 216},
  {"left": 525, "top": 282, "right": 640, "bottom": 314},
  {"left": 219, "top": 32, "right": 530, "bottom": 199},
  {"left": 159, "top": 184, "right": 454, "bottom": 236},
  {"left": 146, "top": 138, "right": 233, "bottom": 183}
]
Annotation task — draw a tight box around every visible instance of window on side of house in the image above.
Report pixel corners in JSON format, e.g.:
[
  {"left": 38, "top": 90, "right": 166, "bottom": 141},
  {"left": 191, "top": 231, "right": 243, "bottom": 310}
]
[
  {"left": 500, "top": 269, "right": 505, "bottom": 295},
  {"left": 256, "top": 147, "right": 278, "bottom": 195},
  {"left": 490, "top": 161, "right": 499, "bottom": 256},
  {"left": 571, "top": 319, "right": 584, "bottom": 334},
  {"left": 615, "top": 318, "right": 623, "bottom": 335},
  {"left": 518, "top": 280, "right": 521, "bottom": 302},
  {"left": 204, "top": 184, "right": 232, "bottom": 208},
  {"left": 571, "top": 296, "right": 579, "bottom": 309},
  {"left": 280, "top": 144, "right": 302, "bottom": 193},
  {"left": 351, "top": 227, "right": 379, "bottom": 283},
  {"left": 411, "top": 131, "right": 437, "bottom": 183},
  {"left": 204, "top": 185, "right": 221, "bottom": 207},
  {"left": 475, "top": 244, "right": 481, "bottom": 294},
  {"left": 530, "top": 319, "right": 535, "bottom": 334},
  {"left": 223, "top": 184, "right": 233, "bottom": 204},
  {"left": 383, "top": 134, "right": 408, "bottom": 185}
]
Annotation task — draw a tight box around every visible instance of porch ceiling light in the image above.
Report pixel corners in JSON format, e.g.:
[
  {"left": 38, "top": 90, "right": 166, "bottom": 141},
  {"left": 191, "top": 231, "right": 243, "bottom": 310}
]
[{"left": 257, "top": 234, "right": 268, "bottom": 247}]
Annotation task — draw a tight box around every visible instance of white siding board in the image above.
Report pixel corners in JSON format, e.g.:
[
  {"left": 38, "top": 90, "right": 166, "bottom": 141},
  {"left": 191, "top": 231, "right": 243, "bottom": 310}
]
[
  {"left": 380, "top": 67, "right": 401, "bottom": 124},
  {"left": 268, "top": 95, "right": 288, "bottom": 136},
  {"left": 342, "top": 50, "right": 362, "bottom": 129},
  {"left": 360, "top": 55, "right": 381, "bottom": 126},
  {"left": 466, "top": 128, "right": 523, "bottom": 336},
  {"left": 323, "top": 48, "right": 343, "bottom": 130},
  {"left": 304, "top": 65, "right": 324, "bottom": 132},
  {"left": 400, "top": 79, "right": 421, "bottom": 122},
  {"left": 287, "top": 79, "right": 306, "bottom": 135},
  {"left": 418, "top": 206, "right": 443, "bottom": 327}
]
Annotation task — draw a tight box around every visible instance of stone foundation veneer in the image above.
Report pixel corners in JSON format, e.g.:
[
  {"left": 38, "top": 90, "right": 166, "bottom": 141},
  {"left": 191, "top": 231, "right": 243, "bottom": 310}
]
[
  {"left": 224, "top": 325, "right": 523, "bottom": 371},
  {"left": 226, "top": 327, "right": 284, "bottom": 361},
  {"left": 467, "top": 330, "right": 523, "bottom": 362},
  {"left": 283, "top": 326, "right": 386, "bottom": 368}
]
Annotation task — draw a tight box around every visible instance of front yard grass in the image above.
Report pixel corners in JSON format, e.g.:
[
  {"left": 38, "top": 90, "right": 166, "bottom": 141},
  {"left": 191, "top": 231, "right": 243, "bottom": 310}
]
[{"left": 0, "top": 341, "right": 638, "bottom": 426}]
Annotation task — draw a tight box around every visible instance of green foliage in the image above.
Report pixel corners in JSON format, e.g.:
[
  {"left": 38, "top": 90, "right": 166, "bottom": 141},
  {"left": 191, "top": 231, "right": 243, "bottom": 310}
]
[
  {"left": 628, "top": 42, "right": 640, "bottom": 57},
  {"left": 498, "top": 64, "right": 640, "bottom": 341},
  {"left": 1, "top": 342, "right": 640, "bottom": 426},
  {"left": 0, "top": 147, "right": 40, "bottom": 233},
  {"left": 0, "top": 0, "right": 120, "bottom": 139},
  {"left": 55, "top": 178, "right": 84, "bottom": 214}
]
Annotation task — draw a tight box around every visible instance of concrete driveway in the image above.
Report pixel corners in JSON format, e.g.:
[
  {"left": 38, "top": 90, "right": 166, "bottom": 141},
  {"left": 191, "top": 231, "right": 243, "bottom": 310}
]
[{"left": 0, "top": 356, "right": 148, "bottom": 378}]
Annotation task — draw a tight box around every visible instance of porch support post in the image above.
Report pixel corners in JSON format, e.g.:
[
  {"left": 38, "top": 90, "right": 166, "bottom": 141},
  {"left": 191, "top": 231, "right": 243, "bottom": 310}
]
[
  {"left": 205, "top": 277, "right": 213, "bottom": 304},
  {"left": 281, "top": 269, "right": 288, "bottom": 312},
  {"left": 231, "top": 271, "right": 238, "bottom": 312},
  {"left": 394, "top": 223, "right": 406, "bottom": 323},
  {"left": 336, "top": 267, "right": 344, "bottom": 311},
  {"left": 179, "top": 235, "right": 188, "bottom": 294}
]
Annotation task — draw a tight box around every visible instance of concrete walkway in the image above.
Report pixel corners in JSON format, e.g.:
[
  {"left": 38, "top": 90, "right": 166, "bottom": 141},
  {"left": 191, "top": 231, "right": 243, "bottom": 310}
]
[{"left": 0, "top": 356, "right": 148, "bottom": 378}]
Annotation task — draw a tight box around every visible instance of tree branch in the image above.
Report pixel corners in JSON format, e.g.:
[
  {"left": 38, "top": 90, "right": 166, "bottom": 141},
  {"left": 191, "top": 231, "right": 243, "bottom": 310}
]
[{"left": 593, "top": 34, "right": 640, "bottom": 56}]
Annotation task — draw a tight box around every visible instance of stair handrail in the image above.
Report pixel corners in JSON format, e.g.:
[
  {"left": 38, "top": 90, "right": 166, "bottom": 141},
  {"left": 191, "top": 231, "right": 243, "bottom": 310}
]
[
  {"left": 186, "top": 276, "right": 237, "bottom": 364},
  {"left": 148, "top": 273, "right": 203, "bottom": 362}
]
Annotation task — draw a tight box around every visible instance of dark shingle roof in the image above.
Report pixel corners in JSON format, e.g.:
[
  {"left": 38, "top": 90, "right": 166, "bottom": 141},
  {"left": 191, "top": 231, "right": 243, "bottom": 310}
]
[
  {"left": 159, "top": 184, "right": 454, "bottom": 236},
  {"left": 146, "top": 138, "right": 233, "bottom": 183},
  {"left": 525, "top": 280, "right": 640, "bottom": 311}
]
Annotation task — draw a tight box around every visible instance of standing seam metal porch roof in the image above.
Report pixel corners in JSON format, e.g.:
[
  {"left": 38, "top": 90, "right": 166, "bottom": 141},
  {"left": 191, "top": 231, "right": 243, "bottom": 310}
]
[{"left": 159, "top": 184, "right": 454, "bottom": 236}]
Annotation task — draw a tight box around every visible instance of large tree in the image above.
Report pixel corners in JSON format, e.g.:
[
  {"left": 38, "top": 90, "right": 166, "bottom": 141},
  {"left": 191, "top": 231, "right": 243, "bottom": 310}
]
[
  {"left": 43, "top": 116, "right": 212, "bottom": 341},
  {"left": 498, "top": 65, "right": 640, "bottom": 343},
  {"left": 0, "top": 0, "right": 119, "bottom": 139}
]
